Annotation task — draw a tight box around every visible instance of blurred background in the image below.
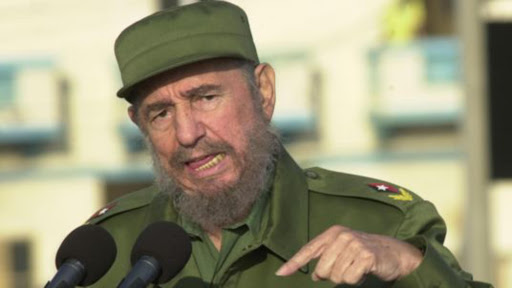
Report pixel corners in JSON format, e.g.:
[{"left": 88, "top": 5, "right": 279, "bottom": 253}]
[{"left": 0, "top": 0, "right": 509, "bottom": 286}]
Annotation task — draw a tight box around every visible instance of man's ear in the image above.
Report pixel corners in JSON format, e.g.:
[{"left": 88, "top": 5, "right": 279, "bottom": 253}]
[
  {"left": 254, "top": 63, "right": 276, "bottom": 122},
  {"left": 128, "top": 106, "right": 139, "bottom": 126}
]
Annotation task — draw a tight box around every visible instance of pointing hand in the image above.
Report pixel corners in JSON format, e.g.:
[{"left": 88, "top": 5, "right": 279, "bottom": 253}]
[{"left": 276, "top": 225, "right": 423, "bottom": 285}]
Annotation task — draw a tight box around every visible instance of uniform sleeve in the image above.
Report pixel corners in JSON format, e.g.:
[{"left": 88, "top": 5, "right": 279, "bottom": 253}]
[{"left": 392, "top": 201, "right": 493, "bottom": 288}]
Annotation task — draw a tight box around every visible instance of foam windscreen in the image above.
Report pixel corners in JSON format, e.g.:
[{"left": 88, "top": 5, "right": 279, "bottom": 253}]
[
  {"left": 130, "top": 221, "right": 192, "bottom": 284},
  {"left": 55, "top": 225, "right": 117, "bottom": 285}
]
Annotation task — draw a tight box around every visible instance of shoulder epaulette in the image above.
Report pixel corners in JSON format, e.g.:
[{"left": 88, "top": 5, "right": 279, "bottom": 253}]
[
  {"left": 304, "top": 167, "right": 423, "bottom": 213},
  {"left": 86, "top": 185, "right": 159, "bottom": 225}
]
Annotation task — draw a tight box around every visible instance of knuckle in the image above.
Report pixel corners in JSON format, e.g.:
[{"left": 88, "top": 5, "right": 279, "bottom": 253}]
[
  {"left": 336, "top": 230, "right": 355, "bottom": 243},
  {"left": 314, "top": 265, "right": 330, "bottom": 279},
  {"left": 287, "top": 255, "right": 302, "bottom": 269},
  {"left": 291, "top": 245, "right": 316, "bottom": 266},
  {"left": 345, "top": 274, "right": 361, "bottom": 285},
  {"left": 346, "top": 236, "right": 363, "bottom": 250},
  {"left": 330, "top": 273, "right": 344, "bottom": 284},
  {"left": 361, "top": 250, "right": 376, "bottom": 263},
  {"left": 301, "top": 243, "right": 316, "bottom": 256},
  {"left": 347, "top": 266, "right": 368, "bottom": 285},
  {"left": 329, "top": 225, "right": 346, "bottom": 234},
  {"left": 330, "top": 224, "right": 343, "bottom": 231},
  {"left": 344, "top": 270, "right": 365, "bottom": 285}
]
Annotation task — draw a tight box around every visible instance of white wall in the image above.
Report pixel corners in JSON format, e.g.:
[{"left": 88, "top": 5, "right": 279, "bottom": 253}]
[{"left": 0, "top": 176, "right": 103, "bottom": 286}]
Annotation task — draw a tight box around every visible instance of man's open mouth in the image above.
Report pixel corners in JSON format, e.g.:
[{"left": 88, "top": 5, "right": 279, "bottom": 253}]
[{"left": 185, "top": 153, "right": 226, "bottom": 172}]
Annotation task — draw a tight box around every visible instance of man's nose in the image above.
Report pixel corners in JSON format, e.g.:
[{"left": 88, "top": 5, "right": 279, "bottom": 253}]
[{"left": 173, "top": 105, "right": 206, "bottom": 147}]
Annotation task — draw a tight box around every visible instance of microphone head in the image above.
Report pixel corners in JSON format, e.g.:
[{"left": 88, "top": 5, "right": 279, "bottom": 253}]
[
  {"left": 56, "top": 225, "right": 117, "bottom": 286},
  {"left": 130, "top": 221, "right": 192, "bottom": 284}
]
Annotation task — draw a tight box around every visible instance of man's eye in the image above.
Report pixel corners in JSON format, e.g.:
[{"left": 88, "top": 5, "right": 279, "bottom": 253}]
[
  {"left": 193, "top": 95, "right": 221, "bottom": 111},
  {"left": 148, "top": 109, "right": 173, "bottom": 131},
  {"left": 156, "top": 110, "right": 168, "bottom": 118},
  {"left": 202, "top": 95, "right": 216, "bottom": 101}
]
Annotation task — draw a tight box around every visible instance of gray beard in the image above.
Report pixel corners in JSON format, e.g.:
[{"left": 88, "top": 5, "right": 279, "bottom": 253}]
[{"left": 147, "top": 124, "right": 281, "bottom": 231}]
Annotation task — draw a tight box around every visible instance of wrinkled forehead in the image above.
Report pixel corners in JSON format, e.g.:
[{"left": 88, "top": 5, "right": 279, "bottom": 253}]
[{"left": 131, "top": 58, "right": 248, "bottom": 104}]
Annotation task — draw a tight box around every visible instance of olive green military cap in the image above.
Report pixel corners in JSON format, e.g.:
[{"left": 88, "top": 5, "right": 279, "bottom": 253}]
[{"left": 114, "top": 1, "right": 259, "bottom": 102}]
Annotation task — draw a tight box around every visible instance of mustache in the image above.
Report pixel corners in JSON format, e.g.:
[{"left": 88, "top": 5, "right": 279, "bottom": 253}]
[{"left": 169, "top": 138, "right": 235, "bottom": 166}]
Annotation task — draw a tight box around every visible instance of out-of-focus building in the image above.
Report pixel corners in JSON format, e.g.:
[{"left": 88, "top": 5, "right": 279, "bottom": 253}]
[{"left": 0, "top": 0, "right": 507, "bottom": 287}]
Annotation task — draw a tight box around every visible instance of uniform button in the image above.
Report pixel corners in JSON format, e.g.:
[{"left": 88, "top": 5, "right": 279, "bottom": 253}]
[{"left": 305, "top": 170, "right": 319, "bottom": 179}]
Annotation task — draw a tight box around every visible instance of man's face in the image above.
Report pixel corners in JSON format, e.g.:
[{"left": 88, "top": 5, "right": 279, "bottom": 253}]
[{"left": 132, "top": 59, "right": 275, "bottom": 198}]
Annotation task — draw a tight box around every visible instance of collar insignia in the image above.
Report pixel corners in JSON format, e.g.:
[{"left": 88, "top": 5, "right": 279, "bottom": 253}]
[{"left": 87, "top": 202, "right": 117, "bottom": 222}]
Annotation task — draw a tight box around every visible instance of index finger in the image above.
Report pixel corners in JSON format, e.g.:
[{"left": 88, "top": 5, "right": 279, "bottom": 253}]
[
  {"left": 275, "top": 228, "right": 340, "bottom": 276},
  {"left": 275, "top": 242, "right": 323, "bottom": 276}
]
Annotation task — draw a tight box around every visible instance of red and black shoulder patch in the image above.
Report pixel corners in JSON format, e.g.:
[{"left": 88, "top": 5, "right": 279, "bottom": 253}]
[
  {"left": 368, "top": 183, "right": 413, "bottom": 202},
  {"left": 368, "top": 183, "right": 399, "bottom": 193}
]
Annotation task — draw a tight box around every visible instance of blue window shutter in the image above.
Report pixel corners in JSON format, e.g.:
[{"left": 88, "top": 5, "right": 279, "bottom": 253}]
[{"left": 0, "top": 65, "right": 15, "bottom": 108}]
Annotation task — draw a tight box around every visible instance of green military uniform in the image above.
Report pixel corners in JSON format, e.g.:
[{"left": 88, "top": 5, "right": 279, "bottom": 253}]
[
  {"left": 86, "top": 1, "right": 493, "bottom": 287},
  {"left": 86, "top": 149, "right": 492, "bottom": 288}
]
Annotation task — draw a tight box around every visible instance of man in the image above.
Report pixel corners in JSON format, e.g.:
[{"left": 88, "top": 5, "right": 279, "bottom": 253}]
[{"left": 86, "top": 1, "right": 492, "bottom": 287}]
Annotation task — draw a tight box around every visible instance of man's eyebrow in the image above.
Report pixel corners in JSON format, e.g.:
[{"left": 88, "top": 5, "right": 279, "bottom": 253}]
[
  {"left": 183, "top": 84, "right": 223, "bottom": 98},
  {"left": 141, "top": 84, "right": 223, "bottom": 118}
]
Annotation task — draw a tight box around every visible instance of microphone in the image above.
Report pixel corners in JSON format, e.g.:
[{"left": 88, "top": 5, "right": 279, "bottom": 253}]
[
  {"left": 117, "top": 221, "right": 192, "bottom": 288},
  {"left": 46, "top": 225, "right": 117, "bottom": 288}
]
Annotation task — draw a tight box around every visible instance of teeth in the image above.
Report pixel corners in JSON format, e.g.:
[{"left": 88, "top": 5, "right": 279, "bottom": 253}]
[{"left": 195, "top": 153, "right": 225, "bottom": 171}]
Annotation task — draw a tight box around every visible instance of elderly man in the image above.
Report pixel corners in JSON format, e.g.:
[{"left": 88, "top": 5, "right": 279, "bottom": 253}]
[{"left": 86, "top": 1, "right": 492, "bottom": 287}]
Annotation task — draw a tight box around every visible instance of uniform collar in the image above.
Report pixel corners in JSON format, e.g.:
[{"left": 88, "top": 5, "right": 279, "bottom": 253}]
[{"left": 262, "top": 148, "right": 310, "bottom": 272}]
